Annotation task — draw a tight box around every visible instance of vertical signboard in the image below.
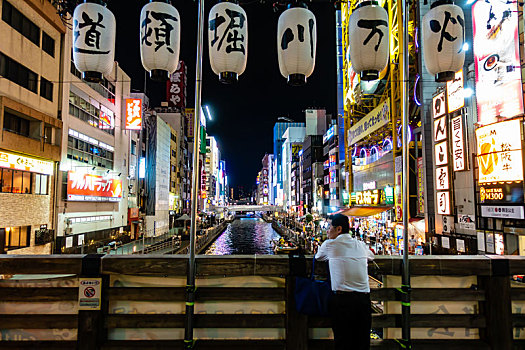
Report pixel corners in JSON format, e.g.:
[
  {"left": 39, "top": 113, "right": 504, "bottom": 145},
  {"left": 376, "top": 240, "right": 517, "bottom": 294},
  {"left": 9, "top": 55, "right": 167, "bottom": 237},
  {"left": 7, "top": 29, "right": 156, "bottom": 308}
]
[
  {"left": 473, "top": 0, "right": 523, "bottom": 124},
  {"left": 432, "top": 92, "right": 446, "bottom": 119},
  {"left": 125, "top": 99, "right": 142, "bottom": 130},
  {"left": 167, "top": 61, "right": 187, "bottom": 110},
  {"left": 417, "top": 157, "right": 425, "bottom": 216},
  {"left": 446, "top": 70, "right": 464, "bottom": 113},
  {"left": 395, "top": 156, "right": 402, "bottom": 221},
  {"left": 451, "top": 116, "right": 466, "bottom": 171}
]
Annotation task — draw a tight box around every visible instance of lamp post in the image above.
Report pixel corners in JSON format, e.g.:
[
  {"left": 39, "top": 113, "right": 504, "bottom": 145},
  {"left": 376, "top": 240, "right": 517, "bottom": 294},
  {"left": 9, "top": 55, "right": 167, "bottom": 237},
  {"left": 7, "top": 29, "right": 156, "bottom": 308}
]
[
  {"left": 400, "top": 0, "right": 411, "bottom": 346},
  {"left": 184, "top": 0, "right": 205, "bottom": 347}
]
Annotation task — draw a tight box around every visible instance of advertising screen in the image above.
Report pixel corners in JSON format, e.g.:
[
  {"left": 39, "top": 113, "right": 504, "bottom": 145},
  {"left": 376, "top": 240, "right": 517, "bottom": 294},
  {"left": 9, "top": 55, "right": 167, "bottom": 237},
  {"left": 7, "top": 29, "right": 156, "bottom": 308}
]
[
  {"left": 476, "top": 119, "right": 523, "bottom": 183},
  {"left": 473, "top": 0, "right": 523, "bottom": 124},
  {"left": 67, "top": 171, "right": 122, "bottom": 201},
  {"left": 125, "top": 99, "right": 142, "bottom": 130}
]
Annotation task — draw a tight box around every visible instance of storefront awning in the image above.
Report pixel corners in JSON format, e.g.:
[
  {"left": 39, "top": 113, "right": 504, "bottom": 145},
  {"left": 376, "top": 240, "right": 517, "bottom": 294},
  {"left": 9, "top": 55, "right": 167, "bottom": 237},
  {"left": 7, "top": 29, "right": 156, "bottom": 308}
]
[{"left": 341, "top": 206, "right": 392, "bottom": 217}]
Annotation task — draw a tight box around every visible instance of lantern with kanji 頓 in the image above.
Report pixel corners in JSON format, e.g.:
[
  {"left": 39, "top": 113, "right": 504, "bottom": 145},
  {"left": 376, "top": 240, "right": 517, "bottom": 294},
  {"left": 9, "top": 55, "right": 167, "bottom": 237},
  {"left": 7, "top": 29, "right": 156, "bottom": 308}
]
[
  {"left": 348, "top": 1, "right": 389, "bottom": 81},
  {"left": 422, "top": 1, "right": 465, "bottom": 82},
  {"left": 140, "top": 1, "right": 181, "bottom": 82},
  {"left": 72, "top": 1, "right": 116, "bottom": 83},
  {"left": 277, "top": 4, "right": 317, "bottom": 86},
  {"left": 208, "top": 1, "right": 248, "bottom": 84}
]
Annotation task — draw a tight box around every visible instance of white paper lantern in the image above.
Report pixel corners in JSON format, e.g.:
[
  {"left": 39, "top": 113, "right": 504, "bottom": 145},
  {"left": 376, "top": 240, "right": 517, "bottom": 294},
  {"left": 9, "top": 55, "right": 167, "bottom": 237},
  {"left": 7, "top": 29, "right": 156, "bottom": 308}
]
[
  {"left": 140, "top": 1, "right": 181, "bottom": 82},
  {"left": 72, "top": 1, "right": 116, "bottom": 82},
  {"left": 348, "top": 2, "right": 389, "bottom": 81},
  {"left": 277, "top": 5, "right": 317, "bottom": 86},
  {"left": 422, "top": 2, "right": 465, "bottom": 82},
  {"left": 208, "top": 1, "right": 248, "bottom": 84}
]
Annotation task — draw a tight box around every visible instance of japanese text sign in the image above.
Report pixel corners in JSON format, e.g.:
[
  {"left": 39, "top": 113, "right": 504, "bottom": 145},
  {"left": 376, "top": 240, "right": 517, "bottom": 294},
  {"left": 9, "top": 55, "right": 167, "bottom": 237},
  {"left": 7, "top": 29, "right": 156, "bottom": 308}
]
[
  {"left": 476, "top": 119, "right": 523, "bottom": 184},
  {"left": 167, "top": 61, "right": 187, "bottom": 109},
  {"left": 451, "top": 116, "right": 465, "bottom": 171},
  {"left": 0, "top": 151, "right": 53, "bottom": 175},
  {"left": 67, "top": 171, "right": 122, "bottom": 201},
  {"left": 433, "top": 92, "right": 446, "bottom": 119},
  {"left": 125, "top": 99, "right": 142, "bottom": 130},
  {"left": 446, "top": 70, "right": 464, "bottom": 113}
]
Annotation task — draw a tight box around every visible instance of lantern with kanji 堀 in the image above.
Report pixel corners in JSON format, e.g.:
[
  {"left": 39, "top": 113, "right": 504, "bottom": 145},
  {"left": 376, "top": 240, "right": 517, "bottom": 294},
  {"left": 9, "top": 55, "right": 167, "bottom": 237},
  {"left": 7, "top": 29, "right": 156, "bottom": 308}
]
[
  {"left": 208, "top": 1, "right": 248, "bottom": 84},
  {"left": 72, "top": 1, "right": 116, "bottom": 83},
  {"left": 140, "top": 1, "right": 181, "bottom": 82},
  {"left": 348, "top": 1, "right": 389, "bottom": 81},
  {"left": 422, "top": 1, "right": 465, "bottom": 82},
  {"left": 277, "top": 4, "right": 317, "bottom": 86}
]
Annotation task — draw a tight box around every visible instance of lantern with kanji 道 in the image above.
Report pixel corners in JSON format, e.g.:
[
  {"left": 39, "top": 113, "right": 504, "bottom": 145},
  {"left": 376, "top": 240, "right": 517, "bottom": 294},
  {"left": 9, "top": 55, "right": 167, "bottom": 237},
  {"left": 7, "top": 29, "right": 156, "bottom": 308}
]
[
  {"left": 140, "top": 1, "right": 181, "bottom": 82},
  {"left": 277, "top": 4, "right": 317, "bottom": 86},
  {"left": 208, "top": 1, "right": 248, "bottom": 84},
  {"left": 72, "top": 1, "right": 116, "bottom": 83},
  {"left": 422, "top": 1, "right": 465, "bottom": 82},
  {"left": 348, "top": 1, "right": 389, "bottom": 81}
]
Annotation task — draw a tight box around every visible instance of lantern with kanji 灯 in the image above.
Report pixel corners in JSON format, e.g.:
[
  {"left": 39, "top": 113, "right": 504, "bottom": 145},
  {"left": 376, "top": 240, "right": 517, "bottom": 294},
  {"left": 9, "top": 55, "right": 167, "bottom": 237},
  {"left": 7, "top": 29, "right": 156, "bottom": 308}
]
[
  {"left": 422, "top": 1, "right": 465, "bottom": 82},
  {"left": 277, "top": 4, "right": 317, "bottom": 86},
  {"left": 348, "top": 1, "right": 389, "bottom": 81},
  {"left": 140, "top": 1, "right": 181, "bottom": 82},
  {"left": 72, "top": 1, "right": 116, "bottom": 83},
  {"left": 208, "top": 1, "right": 248, "bottom": 84}
]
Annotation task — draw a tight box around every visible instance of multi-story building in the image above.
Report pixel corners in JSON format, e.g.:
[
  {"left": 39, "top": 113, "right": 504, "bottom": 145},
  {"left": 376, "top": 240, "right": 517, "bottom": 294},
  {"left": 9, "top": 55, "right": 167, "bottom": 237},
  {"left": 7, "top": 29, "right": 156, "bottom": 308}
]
[
  {"left": 156, "top": 107, "right": 187, "bottom": 222},
  {"left": 205, "top": 135, "right": 220, "bottom": 209},
  {"left": 56, "top": 30, "right": 133, "bottom": 252},
  {"left": 302, "top": 135, "right": 324, "bottom": 214},
  {"left": 273, "top": 121, "right": 304, "bottom": 206},
  {"left": 281, "top": 126, "right": 305, "bottom": 209},
  {"left": 0, "top": 0, "right": 64, "bottom": 254}
]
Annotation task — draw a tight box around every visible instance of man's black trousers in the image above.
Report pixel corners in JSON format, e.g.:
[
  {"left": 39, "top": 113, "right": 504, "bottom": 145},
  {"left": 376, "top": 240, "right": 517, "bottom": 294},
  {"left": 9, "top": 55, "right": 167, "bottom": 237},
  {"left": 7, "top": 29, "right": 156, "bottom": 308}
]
[{"left": 329, "top": 291, "right": 371, "bottom": 350}]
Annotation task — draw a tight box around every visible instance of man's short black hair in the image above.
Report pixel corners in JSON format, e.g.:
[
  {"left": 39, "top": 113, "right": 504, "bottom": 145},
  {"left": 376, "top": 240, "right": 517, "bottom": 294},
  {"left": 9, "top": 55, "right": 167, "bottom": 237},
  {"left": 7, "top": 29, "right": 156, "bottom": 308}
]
[{"left": 330, "top": 213, "right": 350, "bottom": 233}]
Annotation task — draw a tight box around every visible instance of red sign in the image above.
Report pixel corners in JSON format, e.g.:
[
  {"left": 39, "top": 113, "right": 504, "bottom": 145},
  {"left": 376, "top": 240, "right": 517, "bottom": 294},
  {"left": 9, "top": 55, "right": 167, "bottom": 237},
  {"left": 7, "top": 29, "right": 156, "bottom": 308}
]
[
  {"left": 167, "top": 61, "right": 187, "bottom": 109},
  {"left": 67, "top": 171, "right": 123, "bottom": 201},
  {"left": 128, "top": 208, "right": 139, "bottom": 220},
  {"left": 473, "top": 0, "right": 523, "bottom": 124},
  {"left": 125, "top": 99, "right": 142, "bottom": 130}
]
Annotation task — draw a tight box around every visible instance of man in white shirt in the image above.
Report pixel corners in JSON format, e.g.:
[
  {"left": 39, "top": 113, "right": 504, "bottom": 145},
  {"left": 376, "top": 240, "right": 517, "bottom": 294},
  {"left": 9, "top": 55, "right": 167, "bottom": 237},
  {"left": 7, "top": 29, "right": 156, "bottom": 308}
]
[{"left": 315, "top": 214, "right": 374, "bottom": 350}]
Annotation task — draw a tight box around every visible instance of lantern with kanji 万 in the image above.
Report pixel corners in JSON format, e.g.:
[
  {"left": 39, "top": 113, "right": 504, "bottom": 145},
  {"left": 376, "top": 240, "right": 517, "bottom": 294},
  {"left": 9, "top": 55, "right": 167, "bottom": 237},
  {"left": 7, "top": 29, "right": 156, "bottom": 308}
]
[{"left": 348, "top": 1, "right": 389, "bottom": 81}]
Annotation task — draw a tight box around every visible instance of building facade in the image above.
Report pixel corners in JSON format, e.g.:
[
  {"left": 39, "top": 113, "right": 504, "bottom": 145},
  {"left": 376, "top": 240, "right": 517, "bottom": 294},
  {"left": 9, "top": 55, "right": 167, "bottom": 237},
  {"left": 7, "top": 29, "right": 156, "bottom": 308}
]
[{"left": 0, "top": 0, "right": 65, "bottom": 254}]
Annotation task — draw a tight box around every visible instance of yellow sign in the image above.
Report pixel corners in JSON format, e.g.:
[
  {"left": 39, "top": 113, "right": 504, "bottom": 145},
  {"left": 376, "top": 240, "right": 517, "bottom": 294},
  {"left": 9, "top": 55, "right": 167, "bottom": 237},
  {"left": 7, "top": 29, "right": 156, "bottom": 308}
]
[
  {"left": 352, "top": 189, "right": 381, "bottom": 206},
  {"left": 476, "top": 119, "right": 523, "bottom": 183},
  {"left": 0, "top": 151, "right": 53, "bottom": 175}
]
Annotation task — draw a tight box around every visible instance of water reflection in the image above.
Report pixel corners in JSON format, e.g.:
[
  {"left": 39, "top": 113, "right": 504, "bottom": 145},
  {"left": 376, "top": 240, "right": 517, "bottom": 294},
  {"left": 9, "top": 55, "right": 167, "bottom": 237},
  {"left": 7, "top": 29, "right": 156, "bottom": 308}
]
[{"left": 205, "top": 218, "right": 281, "bottom": 255}]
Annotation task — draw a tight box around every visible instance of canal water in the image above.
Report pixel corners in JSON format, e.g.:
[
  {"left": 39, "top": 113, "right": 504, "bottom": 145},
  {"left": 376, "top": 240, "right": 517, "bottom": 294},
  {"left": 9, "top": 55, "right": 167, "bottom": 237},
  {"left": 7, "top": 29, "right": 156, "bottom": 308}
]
[{"left": 205, "top": 218, "right": 281, "bottom": 255}]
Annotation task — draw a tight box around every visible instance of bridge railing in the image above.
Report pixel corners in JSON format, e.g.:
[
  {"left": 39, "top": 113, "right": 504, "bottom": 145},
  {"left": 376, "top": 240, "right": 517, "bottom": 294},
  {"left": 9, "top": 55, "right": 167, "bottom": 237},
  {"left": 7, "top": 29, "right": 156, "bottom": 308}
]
[{"left": 0, "top": 255, "right": 525, "bottom": 349}]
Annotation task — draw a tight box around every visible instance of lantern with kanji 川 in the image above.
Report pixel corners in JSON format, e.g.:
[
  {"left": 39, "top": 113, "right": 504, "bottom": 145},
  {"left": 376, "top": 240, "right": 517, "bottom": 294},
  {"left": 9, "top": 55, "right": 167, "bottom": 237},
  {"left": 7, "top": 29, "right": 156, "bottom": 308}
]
[
  {"left": 422, "top": 1, "right": 465, "bottom": 82},
  {"left": 277, "top": 4, "right": 317, "bottom": 86},
  {"left": 208, "top": 1, "right": 248, "bottom": 84},
  {"left": 348, "top": 1, "right": 389, "bottom": 81},
  {"left": 140, "top": 0, "right": 181, "bottom": 82},
  {"left": 72, "top": 1, "right": 116, "bottom": 83}
]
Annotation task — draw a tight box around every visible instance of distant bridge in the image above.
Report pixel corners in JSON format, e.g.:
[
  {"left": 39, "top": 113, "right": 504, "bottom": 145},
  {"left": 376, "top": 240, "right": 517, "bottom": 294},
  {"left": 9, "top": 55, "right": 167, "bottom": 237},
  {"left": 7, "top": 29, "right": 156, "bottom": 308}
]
[{"left": 227, "top": 205, "right": 282, "bottom": 212}]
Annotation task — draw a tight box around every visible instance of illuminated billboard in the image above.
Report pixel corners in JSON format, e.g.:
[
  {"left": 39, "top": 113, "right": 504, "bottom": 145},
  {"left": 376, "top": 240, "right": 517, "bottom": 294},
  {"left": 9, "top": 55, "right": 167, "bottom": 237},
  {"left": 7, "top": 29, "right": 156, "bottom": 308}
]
[
  {"left": 473, "top": 0, "right": 523, "bottom": 124},
  {"left": 67, "top": 171, "right": 122, "bottom": 201},
  {"left": 476, "top": 119, "right": 523, "bottom": 184},
  {"left": 125, "top": 99, "right": 142, "bottom": 130},
  {"left": 0, "top": 151, "right": 53, "bottom": 175}
]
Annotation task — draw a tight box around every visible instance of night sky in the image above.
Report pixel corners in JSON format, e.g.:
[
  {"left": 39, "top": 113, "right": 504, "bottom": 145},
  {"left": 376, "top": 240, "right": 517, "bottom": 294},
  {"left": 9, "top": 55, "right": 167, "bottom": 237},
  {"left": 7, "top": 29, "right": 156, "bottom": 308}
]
[{"left": 110, "top": 0, "right": 337, "bottom": 190}]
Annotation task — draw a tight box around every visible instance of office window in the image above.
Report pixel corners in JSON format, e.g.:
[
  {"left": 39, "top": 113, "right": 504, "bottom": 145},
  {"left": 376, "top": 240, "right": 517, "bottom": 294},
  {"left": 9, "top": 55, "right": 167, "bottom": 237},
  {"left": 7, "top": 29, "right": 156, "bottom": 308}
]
[
  {"left": 0, "top": 168, "right": 31, "bottom": 194},
  {"left": 34, "top": 173, "right": 48, "bottom": 195},
  {"left": 3, "top": 226, "right": 30, "bottom": 250},
  {"left": 42, "top": 31, "right": 54, "bottom": 57},
  {"left": 3, "top": 110, "right": 29, "bottom": 136},
  {"left": 131, "top": 140, "right": 136, "bottom": 155},
  {"left": 2, "top": 0, "right": 40, "bottom": 46},
  {"left": 40, "top": 77, "right": 53, "bottom": 101},
  {"left": 0, "top": 51, "right": 38, "bottom": 93}
]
